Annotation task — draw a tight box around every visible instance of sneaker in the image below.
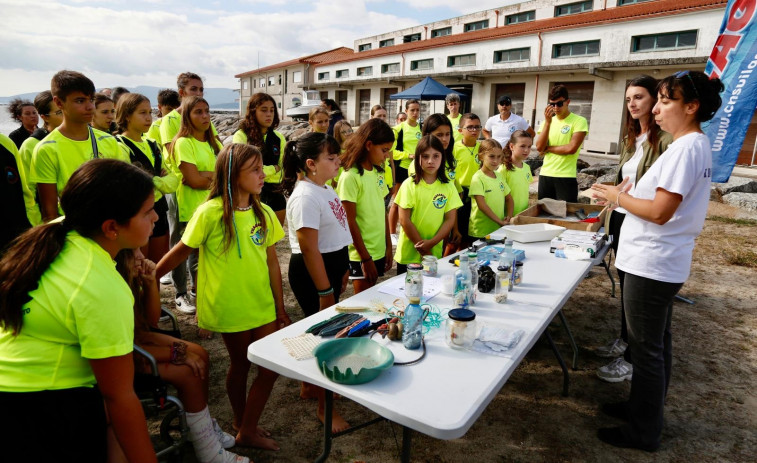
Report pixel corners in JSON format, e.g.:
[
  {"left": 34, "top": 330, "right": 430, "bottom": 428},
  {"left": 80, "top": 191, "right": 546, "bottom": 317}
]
[
  {"left": 596, "top": 338, "right": 627, "bottom": 358},
  {"left": 597, "top": 358, "right": 633, "bottom": 383},
  {"left": 212, "top": 418, "right": 236, "bottom": 449},
  {"left": 175, "top": 293, "right": 196, "bottom": 314},
  {"left": 160, "top": 275, "right": 172, "bottom": 285},
  {"left": 189, "top": 289, "right": 197, "bottom": 300}
]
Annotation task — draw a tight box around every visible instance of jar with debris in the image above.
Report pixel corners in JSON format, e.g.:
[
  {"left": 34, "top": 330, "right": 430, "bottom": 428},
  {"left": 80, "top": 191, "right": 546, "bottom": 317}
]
[
  {"left": 494, "top": 266, "right": 510, "bottom": 304},
  {"left": 404, "top": 263, "right": 424, "bottom": 300}
]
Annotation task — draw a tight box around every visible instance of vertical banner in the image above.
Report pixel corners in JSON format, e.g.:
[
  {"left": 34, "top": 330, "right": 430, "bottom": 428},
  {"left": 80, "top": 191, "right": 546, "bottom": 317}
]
[{"left": 704, "top": 0, "right": 757, "bottom": 182}]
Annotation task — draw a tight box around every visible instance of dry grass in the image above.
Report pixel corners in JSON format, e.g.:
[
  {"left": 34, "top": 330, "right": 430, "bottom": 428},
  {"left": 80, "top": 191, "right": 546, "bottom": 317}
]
[{"left": 707, "top": 216, "right": 757, "bottom": 226}]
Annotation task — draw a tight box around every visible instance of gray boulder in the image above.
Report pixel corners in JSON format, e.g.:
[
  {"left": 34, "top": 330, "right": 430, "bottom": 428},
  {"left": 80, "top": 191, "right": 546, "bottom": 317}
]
[
  {"left": 711, "top": 177, "right": 757, "bottom": 201},
  {"left": 581, "top": 161, "right": 618, "bottom": 178},
  {"left": 577, "top": 173, "right": 597, "bottom": 191},
  {"left": 597, "top": 173, "right": 616, "bottom": 184},
  {"left": 722, "top": 192, "right": 757, "bottom": 213}
]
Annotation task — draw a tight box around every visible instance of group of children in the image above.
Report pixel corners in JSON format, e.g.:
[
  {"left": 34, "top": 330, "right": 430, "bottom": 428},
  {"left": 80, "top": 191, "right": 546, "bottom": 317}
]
[{"left": 0, "top": 67, "right": 535, "bottom": 461}]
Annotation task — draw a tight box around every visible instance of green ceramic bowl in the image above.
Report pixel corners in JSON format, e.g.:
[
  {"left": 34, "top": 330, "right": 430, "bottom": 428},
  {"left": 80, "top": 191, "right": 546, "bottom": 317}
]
[{"left": 313, "top": 337, "right": 394, "bottom": 385}]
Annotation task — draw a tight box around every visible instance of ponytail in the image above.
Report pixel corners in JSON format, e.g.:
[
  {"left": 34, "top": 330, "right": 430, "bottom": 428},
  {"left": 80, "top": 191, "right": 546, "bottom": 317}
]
[
  {"left": 280, "top": 140, "right": 300, "bottom": 196},
  {"left": 281, "top": 133, "right": 341, "bottom": 195}
]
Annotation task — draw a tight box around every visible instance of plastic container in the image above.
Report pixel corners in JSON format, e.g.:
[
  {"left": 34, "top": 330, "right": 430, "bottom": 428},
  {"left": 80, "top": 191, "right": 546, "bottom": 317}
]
[
  {"left": 454, "top": 254, "right": 472, "bottom": 309},
  {"left": 500, "top": 224, "right": 566, "bottom": 243},
  {"left": 422, "top": 255, "right": 438, "bottom": 277},
  {"left": 513, "top": 261, "right": 524, "bottom": 286},
  {"left": 445, "top": 308, "right": 477, "bottom": 349},
  {"left": 467, "top": 252, "right": 478, "bottom": 306},
  {"left": 402, "top": 297, "right": 424, "bottom": 350},
  {"left": 495, "top": 266, "right": 509, "bottom": 304},
  {"left": 314, "top": 338, "right": 394, "bottom": 384}
]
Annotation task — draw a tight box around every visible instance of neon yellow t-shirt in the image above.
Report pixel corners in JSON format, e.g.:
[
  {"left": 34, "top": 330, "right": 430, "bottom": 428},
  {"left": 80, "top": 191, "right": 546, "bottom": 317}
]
[
  {"left": 537, "top": 112, "right": 588, "bottom": 178},
  {"left": 383, "top": 158, "right": 393, "bottom": 189},
  {"left": 336, "top": 166, "right": 389, "bottom": 261},
  {"left": 182, "top": 197, "right": 284, "bottom": 332},
  {"left": 174, "top": 136, "right": 219, "bottom": 222},
  {"left": 146, "top": 118, "right": 163, "bottom": 146},
  {"left": 0, "top": 232, "right": 134, "bottom": 392},
  {"left": 447, "top": 113, "right": 463, "bottom": 143},
  {"left": 394, "top": 177, "right": 462, "bottom": 264},
  {"left": 469, "top": 170, "right": 511, "bottom": 238},
  {"left": 117, "top": 135, "right": 179, "bottom": 201},
  {"left": 159, "top": 109, "right": 219, "bottom": 177},
  {"left": 452, "top": 140, "right": 480, "bottom": 188},
  {"left": 500, "top": 163, "right": 533, "bottom": 215},
  {"left": 392, "top": 121, "right": 422, "bottom": 169},
  {"left": 1, "top": 134, "right": 41, "bottom": 226},
  {"left": 18, "top": 135, "right": 40, "bottom": 190},
  {"left": 231, "top": 129, "right": 286, "bottom": 183},
  {"left": 30, "top": 127, "right": 127, "bottom": 196}
]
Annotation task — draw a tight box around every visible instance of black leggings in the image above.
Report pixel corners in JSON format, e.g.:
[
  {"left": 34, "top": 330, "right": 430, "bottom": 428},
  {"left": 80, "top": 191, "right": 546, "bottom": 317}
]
[
  {"left": 537, "top": 175, "right": 578, "bottom": 202},
  {"left": 609, "top": 209, "right": 630, "bottom": 363},
  {"left": 288, "top": 247, "right": 349, "bottom": 317}
]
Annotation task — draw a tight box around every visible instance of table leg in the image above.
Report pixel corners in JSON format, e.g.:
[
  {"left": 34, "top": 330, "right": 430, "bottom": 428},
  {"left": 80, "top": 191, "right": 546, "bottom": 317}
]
[
  {"left": 557, "top": 310, "right": 579, "bottom": 370},
  {"left": 601, "top": 260, "right": 616, "bottom": 298},
  {"left": 544, "top": 330, "right": 570, "bottom": 397},
  {"left": 401, "top": 425, "right": 412, "bottom": 463},
  {"left": 675, "top": 294, "right": 695, "bottom": 304},
  {"left": 315, "top": 389, "right": 334, "bottom": 463}
]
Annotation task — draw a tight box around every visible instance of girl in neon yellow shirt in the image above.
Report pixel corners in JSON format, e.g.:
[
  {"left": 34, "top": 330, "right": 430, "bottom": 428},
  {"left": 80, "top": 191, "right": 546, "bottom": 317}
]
[
  {"left": 157, "top": 143, "right": 290, "bottom": 451},
  {"left": 500, "top": 130, "right": 534, "bottom": 216},
  {"left": 92, "top": 92, "right": 115, "bottom": 134},
  {"left": 468, "top": 139, "right": 514, "bottom": 240}
]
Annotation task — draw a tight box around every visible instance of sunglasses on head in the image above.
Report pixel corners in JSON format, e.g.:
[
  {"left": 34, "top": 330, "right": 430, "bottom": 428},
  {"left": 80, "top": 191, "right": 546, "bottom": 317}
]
[
  {"left": 548, "top": 100, "right": 565, "bottom": 108},
  {"left": 674, "top": 70, "right": 700, "bottom": 99}
]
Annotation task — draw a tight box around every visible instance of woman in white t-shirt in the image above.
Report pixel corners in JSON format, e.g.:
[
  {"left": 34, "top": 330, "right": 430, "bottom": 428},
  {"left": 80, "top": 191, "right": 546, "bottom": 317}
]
[
  {"left": 282, "top": 131, "right": 353, "bottom": 433},
  {"left": 596, "top": 76, "right": 673, "bottom": 383},
  {"left": 591, "top": 71, "right": 723, "bottom": 451}
]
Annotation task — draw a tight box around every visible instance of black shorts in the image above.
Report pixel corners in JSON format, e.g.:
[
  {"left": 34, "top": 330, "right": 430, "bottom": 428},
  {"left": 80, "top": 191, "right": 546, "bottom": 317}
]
[
  {"left": 261, "top": 182, "right": 287, "bottom": 211},
  {"left": 537, "top": 176, "right": 578, "bottom": 203},
  {"left": 348, "top": 256, "right": 386, "bottom": 280},
  {"left": 0, "top": 386, "right": 107, "bottom": 461},
  {"left": 395, "top": 165, "right": 409, "bottom": 186},
  {"left": 288, "top": 247, "right": 349, "bottom": 317},
  {"left": 152, "top": 196, "right": 169, "bottom": 237},
  {"left": 456, "top": 187, "right": 472, "bottom": 238}
]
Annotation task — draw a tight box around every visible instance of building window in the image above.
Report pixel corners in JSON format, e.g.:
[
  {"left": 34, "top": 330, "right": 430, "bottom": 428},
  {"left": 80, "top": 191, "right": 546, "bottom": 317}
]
[
  {"left": 410, "top": 59, "right": 434, "bottom": 71},
  {"left": 632, "top": 30, "right": 698, "bottom": 52},
  {"left": 336, "top": 69, "right": 349, "bottom": 78},
  {"left": 357, "top": 66, "right": 373, "bottom": 77},
  {"left": 268, "top": 76, "right": 275, "bottom": 86},
  {"left": 252, "top": 79, "right": 256, "bottom": 88},
  {"left": 381, "top": 63, "right": 400, "bottom": 74},
  {"left": 447, "top": 53, "right": 476, "bottom": 67},
  {"left": 555, "top": 1, "right": 593, "bottom": 17},
  {"left": 506, "top": 10, "right": 535, "bottom": 24},
  {"left": 318, "top": 72, "right": 329, "bottom": 81},
  {"left": 403, "top": 33, "right": 421, "bottom": 43},
  {"left": 242, "top": 80, "right": 248, "bottom": 90},
  {"left": 553, "top": 40, "right": 600, "bottom": 58},
  {"left": 464, "top": 19, "right": 489, "bottom": 32},
  {"left": 292, "top": 71, "right": 302, "bottom": 83},
  {"left": 259, "top": 78, "right": 265, "bottom": 87},
  {"left": 380, "top": 38, "right": 394, "bottom": 47},
  {"left": 618, "top": 0, "right": 654, "bottom": 5},
  {"left": 358, "top": 43, "right": 372, "bottom": 52},
  {"left": 431, "top": 27, "right": 452, "bottom": 38},
  {"left": 278, "top": 75, "right": 282, "bottom": 85},
  {"left": 494, "top": 47, "right": 530, "bottom": 63}
]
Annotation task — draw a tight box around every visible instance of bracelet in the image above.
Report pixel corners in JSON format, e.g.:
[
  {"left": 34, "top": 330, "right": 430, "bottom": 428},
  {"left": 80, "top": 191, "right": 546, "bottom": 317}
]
[
  {"left": 170, "top": 341, "right": 187, "bottom": 365},
  {"left": 317, "top": 287, "right": 334, "bottom": 297},
  {"left": 360, "top": 256, "right": 372, "bottom": 263},
  {"left": 617, "top": 191, "right": 625, "bottom": 208}
]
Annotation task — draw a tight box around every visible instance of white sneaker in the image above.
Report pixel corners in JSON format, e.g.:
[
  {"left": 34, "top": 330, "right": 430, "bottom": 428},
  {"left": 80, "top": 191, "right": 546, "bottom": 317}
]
[
  {"left": 596, "top": 338, "right": 627, "bottom": 358},
  {"left": 212, "top": 418, "right": 236, "bottom": 449},
  {"left": 160, "top": 275, "right": 172, "bottom": 285},
  {"left": 175, "top": 293, "right": 196, "bottom": 314},
  {"left": 597, "top": 357, "right": 633, "bottom": 383}
]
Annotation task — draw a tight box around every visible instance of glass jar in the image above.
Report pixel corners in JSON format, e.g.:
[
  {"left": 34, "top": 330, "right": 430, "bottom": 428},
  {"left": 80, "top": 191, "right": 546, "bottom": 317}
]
[
  {"left": 422, "top": 255, "right": 438, "bottom": 277},
  {"left": 404, "top": 263, "right": 424, "bottom": 300},
  {"left": 513, "top": 261, "right": 524, "bottom": 286},
  {"left": 445, "top": 308, "right": 477, "bottom": 349},
  {"left": 494, "top": 266, "right": 509, "bottom": 304}
]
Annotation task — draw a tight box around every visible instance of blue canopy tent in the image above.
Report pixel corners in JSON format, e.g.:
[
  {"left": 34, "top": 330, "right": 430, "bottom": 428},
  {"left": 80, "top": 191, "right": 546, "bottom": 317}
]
[{"left": 388, "top": 77, "right": 466, "bottom": 100}]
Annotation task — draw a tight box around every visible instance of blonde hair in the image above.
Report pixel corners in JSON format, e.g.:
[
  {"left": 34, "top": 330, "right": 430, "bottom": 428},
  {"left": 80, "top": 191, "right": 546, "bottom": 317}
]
[
  {"left": 478, "top": 138, "right": 502, "bottom": 162},
  {"left": 308, "top": 106, "right": 329, "bottom": 122}
]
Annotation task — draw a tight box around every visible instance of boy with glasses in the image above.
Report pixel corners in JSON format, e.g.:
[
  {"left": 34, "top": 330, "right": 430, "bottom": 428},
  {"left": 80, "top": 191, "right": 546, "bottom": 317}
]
[{"left": 534, "top": 84, "right": 588, "bottom": 202}]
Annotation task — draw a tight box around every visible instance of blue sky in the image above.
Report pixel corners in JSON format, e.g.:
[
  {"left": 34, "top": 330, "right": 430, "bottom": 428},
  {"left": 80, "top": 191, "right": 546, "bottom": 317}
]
[{"left": 0, "top": 0, "right": 521, "bottom": 96}]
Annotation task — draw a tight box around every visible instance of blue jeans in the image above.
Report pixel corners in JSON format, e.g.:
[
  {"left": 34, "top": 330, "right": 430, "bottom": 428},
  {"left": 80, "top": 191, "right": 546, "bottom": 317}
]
[{"left": 623, "top": 272, "right": 682, "bottom": 447}]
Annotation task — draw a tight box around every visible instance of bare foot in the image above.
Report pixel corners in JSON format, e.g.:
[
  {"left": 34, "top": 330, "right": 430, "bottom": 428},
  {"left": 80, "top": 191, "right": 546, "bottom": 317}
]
[
  {"left": 235, "top": 433, "right": 279, "bottom": 451},
  {"left": 317, "top": 408, "right": 350, "bottom": 434},
  {"left": 232, "top": 423, "right": 270, "bottom": 438},
  {"left": 198, "top": 328, "right": 214, "bottom": 340},
  {"left": 300, "top": 382, "right": 318, "bottom": 400}
]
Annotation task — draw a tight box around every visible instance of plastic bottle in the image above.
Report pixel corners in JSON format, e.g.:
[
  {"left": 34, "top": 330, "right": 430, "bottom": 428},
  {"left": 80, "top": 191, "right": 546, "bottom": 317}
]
[
  {"left": 402, "top": 297, "right": 423, "bottom": 350},
  {"left": 454, "top": 254, "right": 472, "bottom": 309},
  {"left": 468, "top": 252, "right": 478, "bottom": 306},
  {"left": 494, "top": 266, "right": 509, "bottom": 304}
]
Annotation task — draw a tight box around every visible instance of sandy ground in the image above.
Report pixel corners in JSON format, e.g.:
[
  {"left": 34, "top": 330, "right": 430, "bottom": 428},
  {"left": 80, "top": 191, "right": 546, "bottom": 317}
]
[{"left": 156, "top": 201, "right": 756, "bottom": 463}]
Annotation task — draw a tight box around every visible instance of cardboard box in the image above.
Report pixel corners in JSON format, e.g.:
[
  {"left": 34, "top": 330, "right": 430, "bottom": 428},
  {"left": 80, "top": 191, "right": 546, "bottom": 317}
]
[{"left": 511, "top": 202, "right": 608, "bottom": 232}]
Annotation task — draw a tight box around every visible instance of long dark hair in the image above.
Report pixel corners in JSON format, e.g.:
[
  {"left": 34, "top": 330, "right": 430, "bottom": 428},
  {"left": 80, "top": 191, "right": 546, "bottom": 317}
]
[
  {"left": 657, "top": 71, "right": 724, "bottom": 123},
  {"left": 0, "top": 159, "right": 154, "bottom": 335},
  {"left": 340, "top": 118, "right": 394, "bottom": 174},
  {"left": 421, "top": 113, "right": 455, "bottom": 174},
  {"left": 623, "top": 75, "right": 661, "bottom": 154},
  {"left": 281, "top": 132, "right": 341, "bottom": 195},
  {"left": 208, "top": 144, "right": 271, "bottom": 255},
  {"left": 239, "top": 93, "right": 280, "bottom": 149},
  {"left": 7, "top": 98, "right": 34, "bottom": 123},
  {"left": 412, "top": 135, "right": 449, "bottom": 184}
]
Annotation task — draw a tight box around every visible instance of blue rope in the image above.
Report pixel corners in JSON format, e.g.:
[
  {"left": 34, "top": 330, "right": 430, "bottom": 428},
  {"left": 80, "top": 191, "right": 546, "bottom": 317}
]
[{"left": 228, "top": 147, "right": 242, "bottom": 259}]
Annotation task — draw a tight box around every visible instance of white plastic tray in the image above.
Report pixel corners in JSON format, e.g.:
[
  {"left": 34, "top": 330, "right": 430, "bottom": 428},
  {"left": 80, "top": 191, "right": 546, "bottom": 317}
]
[{"left": 498, "top": 224, "right": 566, "bottom": 243}]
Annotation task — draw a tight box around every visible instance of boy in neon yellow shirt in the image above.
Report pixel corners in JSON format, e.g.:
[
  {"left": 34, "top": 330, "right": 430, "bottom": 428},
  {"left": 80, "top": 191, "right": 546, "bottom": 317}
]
[
  {"left": 445, "top": 93, "right": 463, "bottom": 143},
  {"left": 451, "top": 113, "right": 483, "bottom": 246}
]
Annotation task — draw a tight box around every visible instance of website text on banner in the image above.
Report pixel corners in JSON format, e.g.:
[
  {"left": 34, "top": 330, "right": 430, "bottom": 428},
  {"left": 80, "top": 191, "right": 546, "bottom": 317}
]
[{"left": 705, "top": 0, "right": 757, "bottom": 182}]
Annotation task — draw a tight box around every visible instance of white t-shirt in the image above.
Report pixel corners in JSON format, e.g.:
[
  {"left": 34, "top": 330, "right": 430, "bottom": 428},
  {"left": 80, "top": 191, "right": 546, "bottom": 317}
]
[
  {"left": 615, "top": 132, "right": 712, "bottom": 283},
  {"left": 616, "top": 132, "right": 647, "bottom": 215},
  {"left": 484, "top": 112, "right": 530, "bottom": 147},
  {"left": 287, "top": 179, "right": 353, "bottom": 254}
]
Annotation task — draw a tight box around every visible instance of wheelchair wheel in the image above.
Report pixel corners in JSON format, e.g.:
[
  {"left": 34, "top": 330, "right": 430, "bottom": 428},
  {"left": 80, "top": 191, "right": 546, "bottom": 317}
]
[{"left": 158, "top": 407, "right": 186, "bottom": 462}]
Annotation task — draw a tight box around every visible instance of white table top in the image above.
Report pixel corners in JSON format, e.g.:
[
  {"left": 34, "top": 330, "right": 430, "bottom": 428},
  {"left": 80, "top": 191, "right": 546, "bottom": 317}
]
[{"left": 248, "top": 239, "right": 594, "bottom": 440}]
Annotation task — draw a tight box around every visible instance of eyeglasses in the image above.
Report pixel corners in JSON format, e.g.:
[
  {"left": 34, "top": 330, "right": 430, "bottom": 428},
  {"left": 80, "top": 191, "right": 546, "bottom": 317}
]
[
  {"left": 43, "top": 110, "right": 63, "bottom": 117},
  {"left": 548, "top": 100, "right": 566, "bottom": 108},
  {"left": 463, "top": 125, "right": 482, "bottom": 131},
  {"left": 674, "top": 70, "right": 700, "bottom": 100},
  {"left": 341, "top": 129, "right": 353, "bottom": 135}
]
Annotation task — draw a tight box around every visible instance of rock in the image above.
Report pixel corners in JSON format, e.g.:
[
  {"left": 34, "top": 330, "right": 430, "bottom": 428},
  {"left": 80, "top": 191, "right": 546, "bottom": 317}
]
[
  {"left": 577, "top": 189, "right": 593, "bottom": 204},
  {"left": 288, "top": 128, "right": 310, "bottom": 141},
  {"left": 576, "top": 159, "right": 591, "bottom": 171},
  {"left": 529, "top": 179, "right": 539, "bottom": 196},
  {"left": 712, "top": 177, "right": 757, "bottom": 198},
  {"left": 597, "top": 173, "right": 616, "bottom": 184},
  {"left": 576, "top": 173, "right": 597, "bottom": 191},
  {"left": 532, "top": 166, "right": 540, "bottom": 177},
  {"left": 525, "top": 154, "right": 543, "bottom": 173},
  {"left": 580, "top": 161, "right": 618, "bottom": 177},
  {"left": 722, "top": 192, "right": 757, "bottom": 213}
]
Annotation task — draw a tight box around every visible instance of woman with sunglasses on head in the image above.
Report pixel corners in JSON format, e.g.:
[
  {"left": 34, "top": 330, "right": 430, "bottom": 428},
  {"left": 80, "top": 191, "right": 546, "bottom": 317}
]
[{"left": 591, "top": 71, "right": 723, "bottom": 452}]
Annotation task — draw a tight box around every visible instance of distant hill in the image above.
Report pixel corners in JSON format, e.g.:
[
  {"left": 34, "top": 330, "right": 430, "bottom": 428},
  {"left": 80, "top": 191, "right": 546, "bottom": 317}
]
[{"left": 0, "top": 86, "right": 238, "bottom": 109}]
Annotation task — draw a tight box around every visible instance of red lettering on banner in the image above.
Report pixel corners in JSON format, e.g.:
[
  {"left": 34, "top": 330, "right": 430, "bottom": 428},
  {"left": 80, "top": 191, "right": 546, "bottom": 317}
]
[
  {"left": 727, "top": 0, "right": 755, "bottom": 31},
  {"left": 708, "top": 0, "right": 757, "bottom": 78}
]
